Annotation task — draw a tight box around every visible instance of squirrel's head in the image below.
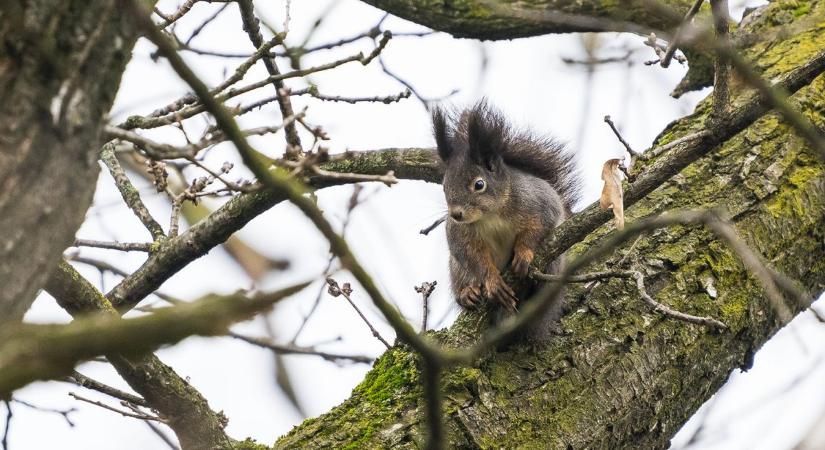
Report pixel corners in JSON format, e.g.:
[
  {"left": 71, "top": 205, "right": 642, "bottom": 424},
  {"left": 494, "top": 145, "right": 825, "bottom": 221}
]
[{"left": 433, "top": 102, "right": 511, "bottom": 224}]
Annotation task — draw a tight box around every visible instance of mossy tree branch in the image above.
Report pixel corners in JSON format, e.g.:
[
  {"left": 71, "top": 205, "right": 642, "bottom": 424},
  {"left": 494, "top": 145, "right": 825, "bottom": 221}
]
[
  {"left": 274, "top": 1, "right": 825, "bottom": 448},
  {"left": 357, "top": 0, "right": 695, "bottom": 39}
]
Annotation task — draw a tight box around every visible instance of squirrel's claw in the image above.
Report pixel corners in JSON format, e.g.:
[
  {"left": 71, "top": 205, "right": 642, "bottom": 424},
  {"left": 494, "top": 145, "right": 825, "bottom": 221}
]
[
  {"left": 457, "top": 285, "right": 482, "bottom": 309},
  {"left": 511, "top": 248, "right": 534, "bottom": 279},
  {"left": 483, "top": 275, "right": 518, "bottom": 313}
]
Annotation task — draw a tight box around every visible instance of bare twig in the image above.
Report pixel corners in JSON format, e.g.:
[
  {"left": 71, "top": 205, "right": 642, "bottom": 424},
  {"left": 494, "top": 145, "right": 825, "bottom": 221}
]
[
  {"left": 2, "top": 401, "right": 9, "bottom": 450},
  {"left": 643, "top": 33, "right": 686, "bottom": 66},
  {"left": 156, "top": 0, "right": 199, "bottom": 28},
  {"left": 604, "top": 115, "right": 640, "bottom": 157},
  {"left": 326, "top": 278, "right": 392, "bottom": 349},
  {"left": 66, "top": 371, "right": 148, "bottom": 407},
  {"left": 183, "top": 3, "right": 229, "bottom": 46},
  {"left": 125, "top": 403, "right": 180, "bottom": 450},
  {"left": 100, "top": 143, "right": 165, "bottom": 240},
  {"left": 72, "top": 239, "right": 153, "bottom": 252},
  {"left": 302, "top": 88, "right": 411, "bottom": 104},
  {"left": 229, "top": 332, "right": 373, "bottom": 364},
  {"left": 68, "top": 392, "right": 165, "bottom": 423},
  {"left": 661, "top": 0, "right": 705, "bottom": 68},
  {"left": 378, "top": 52, "right": 457, "bottom": 111},
  {"left": 236, "top": 0, "right": 302, "bottom": 154},
  {"left": 416, "top": 281, "right": 437, "bottom": 332},
  {"left": 121, "top": 53, "right": 365, "bottom": 131},
  {"left": 11, "top": 398, "right": 77, "bottom": 427},
  {"left": 310, "top": 167, "right": 397, "bottom": 187},
  {"left": 290, "top": 185, "right": 369, "bottom": 343},
  {"left": 419, "top": 216, "right": 446, "bottom": 236}
]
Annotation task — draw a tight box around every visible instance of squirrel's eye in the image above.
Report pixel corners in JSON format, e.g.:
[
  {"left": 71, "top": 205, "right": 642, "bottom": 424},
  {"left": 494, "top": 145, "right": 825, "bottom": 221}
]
[{"left": 473, "top": 179, "right": 486, "bottom": 192}]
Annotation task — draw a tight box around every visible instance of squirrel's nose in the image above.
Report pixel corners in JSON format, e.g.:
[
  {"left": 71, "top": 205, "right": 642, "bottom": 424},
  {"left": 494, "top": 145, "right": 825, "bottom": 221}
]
[{"left": 449, "top": 208, "right": 464, "bottom": 222}]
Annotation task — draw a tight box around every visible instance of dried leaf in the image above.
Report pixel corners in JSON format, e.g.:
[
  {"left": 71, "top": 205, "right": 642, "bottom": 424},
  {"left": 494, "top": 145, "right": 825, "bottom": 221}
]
[{"left": 599, "top": 158, "right": 625, "bottom": 230}]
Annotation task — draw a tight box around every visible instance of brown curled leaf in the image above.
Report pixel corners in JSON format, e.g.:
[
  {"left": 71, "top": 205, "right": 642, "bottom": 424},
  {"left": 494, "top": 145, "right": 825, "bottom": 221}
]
[{"left": 600, "top": 158, "right": 625, "bottom": 230}]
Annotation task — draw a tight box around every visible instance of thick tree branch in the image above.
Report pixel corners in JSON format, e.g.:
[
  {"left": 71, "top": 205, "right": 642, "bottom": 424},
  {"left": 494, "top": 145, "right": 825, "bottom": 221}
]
[
  {"left": 358, "top": 0, "right": 694, "bottom": 39},
  {"left": 42, "top": 261, "right": 305, "bottom": 449},
  {"left": 276, "top": 2, "right": 825, "bottom": 447}
]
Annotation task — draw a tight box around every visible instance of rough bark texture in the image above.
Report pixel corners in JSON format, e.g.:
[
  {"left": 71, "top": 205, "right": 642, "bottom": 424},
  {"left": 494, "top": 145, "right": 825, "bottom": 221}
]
[
  {"left": 0, "top": 0, "right": 149, "bottom": 323},
  {"left": 359, "top": 0, "right": 694, "bottom": 38},
  {"left": 44, "top": 262, "right": 235, "bottom": 450},
  {"left": 275, "top": 1, "right": 825, "bottom": 448}
]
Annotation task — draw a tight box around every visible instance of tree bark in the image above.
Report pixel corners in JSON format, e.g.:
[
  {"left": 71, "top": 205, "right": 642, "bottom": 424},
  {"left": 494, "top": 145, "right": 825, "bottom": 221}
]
[
  {"left": 0, "top": 0, "right": 150, "bottom": 323},
  {"left": 358, "top": 0, "right": 694, "bottom": 38},
  {"left": 275, "top": 1, "right": 825, "bottom": 448},
  {"left": 44, "top": 261, "right": 236, "bottom": 450}
]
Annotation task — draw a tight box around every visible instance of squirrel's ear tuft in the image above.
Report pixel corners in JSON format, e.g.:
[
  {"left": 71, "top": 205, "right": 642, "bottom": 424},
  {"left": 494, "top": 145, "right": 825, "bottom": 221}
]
[
  {"left": 467, "top": 100, "right": 506, "bottom": 171},
  {"left": 432, "top": 107, "right": 453, "bottom": 161}
]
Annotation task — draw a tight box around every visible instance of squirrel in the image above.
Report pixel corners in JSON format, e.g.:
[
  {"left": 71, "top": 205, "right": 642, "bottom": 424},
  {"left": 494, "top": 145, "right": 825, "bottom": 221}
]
[{"left": 433, "top": 101, "right": 579, "bottom": 340}]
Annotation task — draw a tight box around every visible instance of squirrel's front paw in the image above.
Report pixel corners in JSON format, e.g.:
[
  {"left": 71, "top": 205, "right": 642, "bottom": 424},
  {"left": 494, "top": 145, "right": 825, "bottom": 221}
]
[
  {"left": 483, "top": 274, "right": 518, "bottom": 313},
  {"left": 511, "top": 247, "right": 534, "bottom": 278},
  {"left": 457, "top": 285, "right": 482, "bottom": 309}
]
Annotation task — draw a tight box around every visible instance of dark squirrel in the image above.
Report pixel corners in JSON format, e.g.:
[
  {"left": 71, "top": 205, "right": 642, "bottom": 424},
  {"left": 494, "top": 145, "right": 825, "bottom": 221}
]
[{"left": 433, "top": 101, "right": 579, "bottom": 340}]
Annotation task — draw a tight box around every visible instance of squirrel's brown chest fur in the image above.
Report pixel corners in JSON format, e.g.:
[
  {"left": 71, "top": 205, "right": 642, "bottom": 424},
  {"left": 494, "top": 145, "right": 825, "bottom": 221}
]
[{"left": 473, "top": 214, "right": 518, "bottom": 270}]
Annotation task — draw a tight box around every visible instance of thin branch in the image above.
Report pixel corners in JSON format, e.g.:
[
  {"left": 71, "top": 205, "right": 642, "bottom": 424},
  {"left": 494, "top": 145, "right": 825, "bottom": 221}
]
[
  {"left": 124, "top": 403, "right": 180, "bottom": 450},
  {"left": 661, "top": 0, "right": 705, "bottom": 68},
  {"left": 68, "top": 392, "right": 165, "bottom": 423},
  {"left": 419, "top": 216, "right": 446, "bottom": 236},
  {"left": 72, "top": 239, "right": 153, "bottom": 252},
  {"left": 236, "top": 0, "right": 302, "bottom": 153},
  {"left": 183, "top": 3, "right": 229, "bottom": 46},
  {"left": 121, "top": 53, "right": 364, "bottom": 130},
  {"left": 326, "top": 278, "right": 392, "bottom": 349},
  {"left": 310, "top": 166, "right": 397, "bottom": 187},
  {"left": 2, "top": 401, "right": 9, "bottom": 450},
  {"left": 156, "top": 0, "right": 199, "bottom": 29},
  {"left": 604, "top": 115, "right": 640, "bottom": 157},
  {"left": 100, "top": 143, "right": 165, "bottom": 240},
  {"left": 416, "top": 281, "right": 437, "bottom": 332},
  {"left": 303, "top": 88, "right": 412, "bottom": 105},
  {"left": 377, "top": 52, "right": 458, "bottom": 110},
  {"left": 229, "top": 332, "right": 373, "bottom": 364},
  {"left": 290, "top": 185, "right": 369, "bottom": 343},
  {"left": 2, "top": 277, "right": 310, "bottom": 396},
  {"left": 65, "top": 371, "right": 148, "bottom": 407},
  {"left": 10, "top": 398, "right": 76, "bottom": 428}
]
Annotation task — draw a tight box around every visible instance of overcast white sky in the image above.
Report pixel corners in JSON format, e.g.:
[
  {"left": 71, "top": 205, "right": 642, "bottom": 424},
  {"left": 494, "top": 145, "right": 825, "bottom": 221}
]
[{"left": 8, "top": 1, "right": 825, "bottom": 449}]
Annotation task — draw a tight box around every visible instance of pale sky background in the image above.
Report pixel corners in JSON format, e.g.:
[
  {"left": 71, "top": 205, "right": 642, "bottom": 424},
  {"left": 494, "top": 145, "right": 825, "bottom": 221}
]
[{"left": 7, "top": 1, "right": 825, "bottom": 449}]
